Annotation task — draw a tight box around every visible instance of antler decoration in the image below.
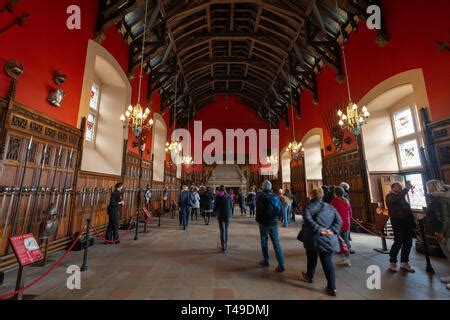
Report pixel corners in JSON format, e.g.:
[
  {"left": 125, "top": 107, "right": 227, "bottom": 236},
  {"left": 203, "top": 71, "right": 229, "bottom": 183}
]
[{"left": 323, "top": 102, "right": 350, "bottom": 152}]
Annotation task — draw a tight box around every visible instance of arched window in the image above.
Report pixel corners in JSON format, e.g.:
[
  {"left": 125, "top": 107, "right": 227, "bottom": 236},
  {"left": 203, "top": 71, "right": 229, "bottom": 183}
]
[
  {"left": 78, "top": 40, "right": 131, "bottom": 176},
  {"left": 151, "top": 113, "right": 167, "bottom": 182}
]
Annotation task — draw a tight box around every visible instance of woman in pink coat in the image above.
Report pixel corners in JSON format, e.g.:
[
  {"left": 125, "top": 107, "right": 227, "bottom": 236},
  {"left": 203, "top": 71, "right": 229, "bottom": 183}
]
[{"left": 331, "top": 186, "right": 352, "bottom": 267}]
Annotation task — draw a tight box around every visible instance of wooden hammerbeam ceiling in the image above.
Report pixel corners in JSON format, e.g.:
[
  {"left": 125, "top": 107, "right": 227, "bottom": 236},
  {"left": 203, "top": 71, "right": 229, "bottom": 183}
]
[{"left": 96, "top": 0, "right": 383, "bottom": 127}]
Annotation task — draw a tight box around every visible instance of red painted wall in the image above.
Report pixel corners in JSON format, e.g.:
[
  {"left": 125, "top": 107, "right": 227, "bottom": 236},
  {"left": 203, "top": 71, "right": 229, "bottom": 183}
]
[
  {"left": 0, "top": 0, "right": 163, "bottom": 160},
  {"left": 0, "top": 0, "right": 99, "bottom": 127},
  {"left": 280, "top": 0, "right": 450, "bottom": 152}
]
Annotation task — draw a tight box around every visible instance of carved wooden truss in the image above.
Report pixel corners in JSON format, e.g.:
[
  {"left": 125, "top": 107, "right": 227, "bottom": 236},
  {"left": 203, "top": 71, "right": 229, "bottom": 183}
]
[{"left": 96, "top": 0, "right": 384, "bottom": 127}]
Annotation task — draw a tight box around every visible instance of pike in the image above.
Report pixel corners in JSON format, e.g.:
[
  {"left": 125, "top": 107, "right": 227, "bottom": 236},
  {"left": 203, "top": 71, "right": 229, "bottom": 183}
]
[
  {"left": 28, "top": 143, "right": 48, "bottom": 232},
  {"left": 21, "top": 188, "right": 33, "bottom": 234},
  {"left": 49, "top": 145, "right": 63, "bottom": 205},
  {"left": 8, "top": 137, "right": 33, "bottom": 242},
  {"left": 59, "top": 149, "right": 73, "bottom": 220}
]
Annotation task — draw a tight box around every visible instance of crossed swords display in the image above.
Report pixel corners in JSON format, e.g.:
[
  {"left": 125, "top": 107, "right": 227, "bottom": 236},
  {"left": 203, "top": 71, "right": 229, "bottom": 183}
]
[{"left": 0, "top": 0, "right": 30, "bottom": 35}]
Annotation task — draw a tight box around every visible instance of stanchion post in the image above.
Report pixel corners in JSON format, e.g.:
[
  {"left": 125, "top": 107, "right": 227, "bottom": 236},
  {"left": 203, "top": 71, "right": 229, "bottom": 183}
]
[
  {"left": 81, "top": 219, "right": 92, "bottom": 272},
  {"left": 134, "top": 207, "right": 139, "bottom": 241},
  {"left": 418, "top": 218, "right": 435, "bottom": 274},
  {"left": 13, "top": 265, "right": 24, "bottom": 300}
]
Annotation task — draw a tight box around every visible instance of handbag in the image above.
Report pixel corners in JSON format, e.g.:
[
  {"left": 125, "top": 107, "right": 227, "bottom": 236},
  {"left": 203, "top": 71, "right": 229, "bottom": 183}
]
[{"left": 338, "top": 235, "right": 350, "bottom": 255}]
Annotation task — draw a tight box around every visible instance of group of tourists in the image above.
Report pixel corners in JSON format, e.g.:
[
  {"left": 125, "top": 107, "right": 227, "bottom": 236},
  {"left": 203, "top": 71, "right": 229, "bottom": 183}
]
[{"left": 105, "top": 176, "right": 450, "bottom": 296}]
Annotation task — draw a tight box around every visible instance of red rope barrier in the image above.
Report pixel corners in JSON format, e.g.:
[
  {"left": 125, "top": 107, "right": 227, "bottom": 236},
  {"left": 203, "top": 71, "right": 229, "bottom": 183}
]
[
  {"left": 0, "top": 225, "right": 87, "bottom": 300},
  {"left": 351, "top": 217, "right": 388, "bottom": 239},
  {"left": 91, "top": 220, "right": 135, "bottom": 244}
]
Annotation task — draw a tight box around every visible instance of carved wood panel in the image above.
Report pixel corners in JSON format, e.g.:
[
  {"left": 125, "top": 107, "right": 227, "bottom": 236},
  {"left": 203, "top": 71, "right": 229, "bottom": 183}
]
[{"left": 322, "top": 148, "right": 373, "bottom": 225}]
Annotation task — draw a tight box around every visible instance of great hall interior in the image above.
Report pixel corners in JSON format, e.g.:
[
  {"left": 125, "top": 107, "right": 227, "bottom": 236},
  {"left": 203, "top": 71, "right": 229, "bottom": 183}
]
[{"left": 0, "top": 0, "right": 449, "bottom": 302}]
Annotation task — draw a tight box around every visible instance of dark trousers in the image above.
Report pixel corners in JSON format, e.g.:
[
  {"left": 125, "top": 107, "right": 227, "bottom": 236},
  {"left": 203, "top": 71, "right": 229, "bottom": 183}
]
[
  {"left": 203, "top": 210, "right": 212, "bottom": 225},
  {"left": 249, "top": 205, "right": 255, "bottom": 216},
  {"left": 181, "top": 207, "right": 190, "bottom": 229},
  {"left": 239, "top": 204, "right": 247, "bottom": 215},
  {"left": 191, "top": 208, "right": 199, "bottom": 220},
  {"left": 218, "top": 219, "right": 230, "bottom": 250},
  {"left": 306, "top": 249, "right": 336, "bottom": 290},
  {"left": 105, "top": 211, "right": 120, "bottom": 241},
  {"left": 389, "top": 218, "right": 414, "bottom": 263}
]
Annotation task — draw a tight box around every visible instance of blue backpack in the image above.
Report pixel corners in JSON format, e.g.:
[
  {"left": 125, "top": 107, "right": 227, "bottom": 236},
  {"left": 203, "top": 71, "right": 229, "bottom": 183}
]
[{"left": 264, "top": 192, "right": 282, "bottom": 218}]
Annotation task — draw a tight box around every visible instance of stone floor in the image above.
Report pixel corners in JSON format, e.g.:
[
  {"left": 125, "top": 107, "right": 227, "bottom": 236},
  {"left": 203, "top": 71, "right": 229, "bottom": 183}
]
[{"left": 1, "top": 212, "right": 449, "bottom": 300}]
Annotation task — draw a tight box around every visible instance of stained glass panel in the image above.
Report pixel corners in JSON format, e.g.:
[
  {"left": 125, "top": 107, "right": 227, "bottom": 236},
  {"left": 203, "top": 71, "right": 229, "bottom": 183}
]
[
  {"left": 399, "top": 139, "right": 421, "bottom": 168},
  {"left": 89, "top": 83, "right": 100, "bottom": 110},
  {"left": 86, "top": 113, "right": 96, "bottom": 142},
  {"left": 393, "top": 108, "right": 415, "bottom": 138}
]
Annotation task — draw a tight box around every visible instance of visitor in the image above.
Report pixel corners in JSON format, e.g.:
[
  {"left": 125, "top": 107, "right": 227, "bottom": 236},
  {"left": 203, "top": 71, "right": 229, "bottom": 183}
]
[
  {"left": 162, "top": 187, "right": 169, "bottom": 211},
  {"left": 331, "top": 186, "right": 352, "bottom": 267},
  {"left": 322, "top": 185, "right": 335, "bottom": 204},
  {"left": 201, "top": 186, "right": 214, "bottom": 225},
  {"left": 190, "top": 186, "right": 200, "bottom": 221},
  {"left": 256, "top": 180, "right": 285, "bottom": 273},
  {"left": 237, "top": 188, "right": 247, "bottom": 216},
  {"left": 299, "top": 188, "right": 342, "bottom": 296},
  {"left": 229, "top": 189, "right": 236, "bottom": 216},
  {"left": 385, "top": 182, "right": 416, "bottom": 273},
  {"left": 199, "top": 186, "right": 205, "bottom": 217},
  {"left": 144, "top": 184, "right": 152, "bottom": 209},
  {"left": 247, "top": 188, "right": 257, "bottom": 217},
  {"left": 178, "top": 185, "right": 192, "bottom": 230},
  {"left": 280, "top": 190, "right": 293, "bottom": 228},
  {"left": 105, "top": 182, "right": 125, "bottom": 244},
  {"left": 339, "top": 182, "right": 351, "bottom": 201},
  {"left": 426, "top": 180, "right": 450, "bottom": 290},
  {"left": 214, "top": 185, "right": 233, "bottom": 253}
]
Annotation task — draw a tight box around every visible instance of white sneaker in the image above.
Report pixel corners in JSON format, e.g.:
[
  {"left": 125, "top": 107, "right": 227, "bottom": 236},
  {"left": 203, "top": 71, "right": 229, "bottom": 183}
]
[
  {"left": 400, "top": 263, "right": 415, "bottom": 273},
  {"left": 337, "top": 259, "right": 351, "bottom": 267},
  {"left": 389, "top": 262, "right": 398, "bottom": 272},
  {"left": 440, "top": 275, "right": 450, "bottom": 284}
]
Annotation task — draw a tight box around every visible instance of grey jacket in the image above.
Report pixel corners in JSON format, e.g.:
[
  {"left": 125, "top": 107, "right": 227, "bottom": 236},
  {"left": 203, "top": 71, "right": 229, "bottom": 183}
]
[
  {"left": 302, "top": 199, "right": 342, "bottom": 253},
  {"left": 428, "top": 193, "right": 450, "bottom": 238}
]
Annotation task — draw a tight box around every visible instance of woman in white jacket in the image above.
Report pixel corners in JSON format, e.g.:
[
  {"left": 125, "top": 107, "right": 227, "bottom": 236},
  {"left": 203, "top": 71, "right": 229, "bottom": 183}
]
[{"left": 191, "top": 187, "right": 201, "bottom": 221}]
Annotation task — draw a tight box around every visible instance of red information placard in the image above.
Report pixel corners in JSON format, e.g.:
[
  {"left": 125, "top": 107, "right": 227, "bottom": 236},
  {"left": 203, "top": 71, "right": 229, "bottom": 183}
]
[
  {"left": 141, "top": 207, "right": 153, "bottom": 219},
  {"left": 9, "top": 233, "right": 43, "bottom": 267}
]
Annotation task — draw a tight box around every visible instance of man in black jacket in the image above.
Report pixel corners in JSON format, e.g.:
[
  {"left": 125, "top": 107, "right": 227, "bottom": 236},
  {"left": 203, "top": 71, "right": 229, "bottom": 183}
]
[
  {"left": 256, "top": 180, "right": 285, "bottom": 273},
  {"left": 214, "top": 185, "right": 233, "bottom": 253},
  {"left": 386, "top": 182, "right": 416, "bottom": 273}
]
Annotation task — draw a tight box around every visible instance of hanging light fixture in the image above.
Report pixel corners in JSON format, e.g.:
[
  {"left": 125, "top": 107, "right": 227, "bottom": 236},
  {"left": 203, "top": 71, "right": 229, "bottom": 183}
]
[
  {"left": 120, "top": 0, "right": 154, "bottom": 139},
  {"left": 337, "top": 43, "right": 370, "bottom": 136},
  {"left": 285, "top": 62, "right": 302, "bottom": 161},
  {"left": 181, "top": 104, "right": 193, "bottom": 165},
  {"left": 165, "top": 72, "right": 182, "bottom": 158}
]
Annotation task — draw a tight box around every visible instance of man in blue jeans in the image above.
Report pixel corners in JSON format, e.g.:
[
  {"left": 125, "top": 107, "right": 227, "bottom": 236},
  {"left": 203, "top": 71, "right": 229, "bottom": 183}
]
[{"left": 255, "top": 180, "right": 285, "bottom": 273}]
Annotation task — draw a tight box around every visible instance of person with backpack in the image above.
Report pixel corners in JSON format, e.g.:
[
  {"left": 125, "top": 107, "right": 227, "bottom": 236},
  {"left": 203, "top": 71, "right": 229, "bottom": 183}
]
[
  {"left": 190, "top": 186, "right": 201, "bottom": 221},
  {"left": 299, "top": 188, "right": 342, "bottom": 296},
  {"left": 331, "top": 186, "right": 352, "bottom": 267},
  {"left": 255, "top": 180, "right": 285, "bottom": 273},
  {"left": 214, "top": 185, "right": 233, "bottom": 253},
  {"left": 201, "top": 186, "right": 214, "bottom": 225},
  {"left": 178, "top": 185, "right": 193, "bottom": 230}
]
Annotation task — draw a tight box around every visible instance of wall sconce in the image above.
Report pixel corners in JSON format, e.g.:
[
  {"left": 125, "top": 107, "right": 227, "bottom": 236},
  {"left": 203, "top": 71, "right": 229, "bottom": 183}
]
[
  {"left": 4, "top": 60, "right": 23, "bottom": 79},
  {"left": 48, "top": 71, "right": 67, "bottom": 107}
]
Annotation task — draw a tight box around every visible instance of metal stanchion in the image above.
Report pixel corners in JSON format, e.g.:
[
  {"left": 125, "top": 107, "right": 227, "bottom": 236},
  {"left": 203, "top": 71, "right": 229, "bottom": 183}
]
[
  {"left": 418, "top": 218, "right": 435, "bottom": 274},
  {"left": 134, "top": 208, "right": 139, "bottom": 241},
  {"left": 80, "top": 219, "right": 92, "bottom": 272}
]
